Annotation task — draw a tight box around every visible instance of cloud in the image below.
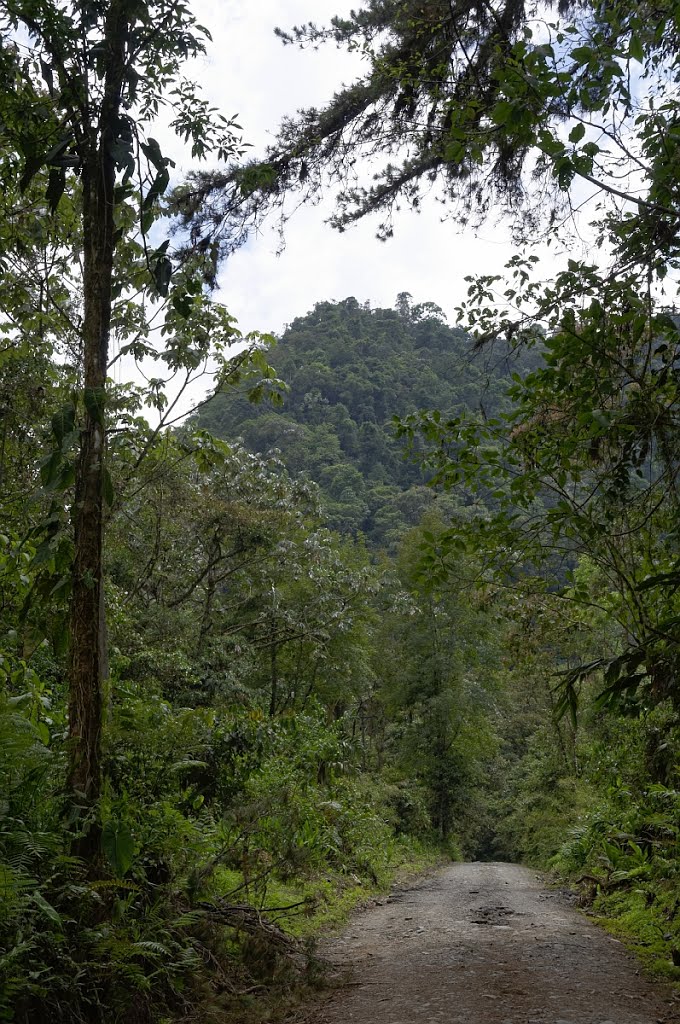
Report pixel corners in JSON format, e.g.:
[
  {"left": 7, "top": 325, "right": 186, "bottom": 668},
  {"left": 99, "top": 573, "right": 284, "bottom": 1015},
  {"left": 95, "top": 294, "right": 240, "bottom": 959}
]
[
  {"left": 179, "top": 3, "right": 590, "bottom": 338},
  {"left": 133, "top": 2, "right": 595, "bottom": 417}
]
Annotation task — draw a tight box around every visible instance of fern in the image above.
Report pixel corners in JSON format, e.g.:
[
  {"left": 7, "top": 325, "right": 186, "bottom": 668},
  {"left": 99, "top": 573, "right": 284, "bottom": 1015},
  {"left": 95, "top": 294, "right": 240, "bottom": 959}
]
[
  {"left": 88, "top": 878, "right": 140, "bottom": 893},
  {"left": 0, "top": 863, "right": 35, "bottom": 921},
  {"left": 172, "top": 908, "right": 207, "bottom": 928},
  {"left": 131, "top": 940, "right": 170, "bottom": 956}
]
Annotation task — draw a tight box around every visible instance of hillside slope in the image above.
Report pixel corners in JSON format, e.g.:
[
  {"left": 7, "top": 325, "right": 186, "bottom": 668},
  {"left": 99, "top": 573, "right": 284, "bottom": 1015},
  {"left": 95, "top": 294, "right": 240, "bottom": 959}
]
[{"left": 198, "top": 295, "right": 533, "bottom": 544}]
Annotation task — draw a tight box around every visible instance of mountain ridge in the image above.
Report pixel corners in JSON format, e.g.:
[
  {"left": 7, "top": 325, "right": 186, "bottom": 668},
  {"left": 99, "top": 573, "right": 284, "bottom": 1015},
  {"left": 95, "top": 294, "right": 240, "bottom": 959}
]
[{"left": 198, "top": 295, "right": 535, "bottom": 544}]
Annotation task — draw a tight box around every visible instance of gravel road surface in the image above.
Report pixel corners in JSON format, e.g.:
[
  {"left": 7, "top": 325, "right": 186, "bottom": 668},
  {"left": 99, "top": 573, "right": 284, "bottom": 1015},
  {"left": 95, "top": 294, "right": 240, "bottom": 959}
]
[{"left": 310, "top": 862, "right": 680, "bottom": 1024}]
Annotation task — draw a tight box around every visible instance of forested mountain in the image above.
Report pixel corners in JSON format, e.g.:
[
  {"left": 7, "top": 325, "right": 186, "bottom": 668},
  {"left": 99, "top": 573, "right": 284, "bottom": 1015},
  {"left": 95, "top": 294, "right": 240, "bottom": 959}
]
[{"left": 198, "top": 295, "right": 538, "bottom": 543}]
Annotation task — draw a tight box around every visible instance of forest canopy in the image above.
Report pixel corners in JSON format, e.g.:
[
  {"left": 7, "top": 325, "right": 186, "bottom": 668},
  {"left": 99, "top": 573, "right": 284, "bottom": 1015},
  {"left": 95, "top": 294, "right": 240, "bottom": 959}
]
[
  {"left": 174, "top": 0, "right": 680, "bottom": 253},
  {"left": 196, "top": 294, "right": 542, "bottom": 541},
  {"left": 178, "top": 0, "right": 680, "bottom": 717}
]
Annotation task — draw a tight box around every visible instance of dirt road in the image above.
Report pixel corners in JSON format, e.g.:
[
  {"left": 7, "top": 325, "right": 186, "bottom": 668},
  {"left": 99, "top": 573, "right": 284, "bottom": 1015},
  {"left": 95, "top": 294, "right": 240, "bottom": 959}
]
[{"left": 311, "top": 862, "right": 680, "bottom": 1024}]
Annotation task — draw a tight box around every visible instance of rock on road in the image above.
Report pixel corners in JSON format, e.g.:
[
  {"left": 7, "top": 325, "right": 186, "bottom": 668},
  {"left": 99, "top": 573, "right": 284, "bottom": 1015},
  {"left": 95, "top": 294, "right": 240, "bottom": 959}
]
[{"left": 311, "top": 862, "right": 680, "bottom": 1024}]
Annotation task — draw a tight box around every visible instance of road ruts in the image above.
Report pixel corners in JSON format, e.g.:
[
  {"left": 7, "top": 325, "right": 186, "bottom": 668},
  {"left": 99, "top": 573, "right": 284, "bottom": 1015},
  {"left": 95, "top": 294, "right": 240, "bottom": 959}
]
[{"left": 309, "top": 862, "right": 680, "bottom": 1024}]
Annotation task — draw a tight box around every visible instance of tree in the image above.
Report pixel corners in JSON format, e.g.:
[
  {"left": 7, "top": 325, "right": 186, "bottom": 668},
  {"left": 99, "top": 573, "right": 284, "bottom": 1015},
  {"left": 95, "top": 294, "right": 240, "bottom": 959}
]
[
  {"left": 172, "top": 0, "right": 678, "bottom": 248},
  {"left": 195, "top": 297, "right": 520, "bottom": 544},
  {"left": 373, "top": 515, "right": 499, "bottom": 842},
  {"left": 173, "top": 0, "right": 553, "bottom": 243},
  {"left": 105, "top": 424, "right": 380, "bottom": 725},
  {"left": 178, "top": 0, "right": 680, "bottom": 710},
  {"left": 397, "top": 249, "right": 680, "bottom": 713},
  {"left": 0, "top": 1, "right": 275, "bottom": 855}
]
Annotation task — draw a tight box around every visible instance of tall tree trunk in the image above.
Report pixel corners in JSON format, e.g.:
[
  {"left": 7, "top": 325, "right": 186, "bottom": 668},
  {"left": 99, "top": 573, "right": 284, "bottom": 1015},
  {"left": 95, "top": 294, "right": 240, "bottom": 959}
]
[
  {"left": 269, "top": 637, "right": 279, "bottom": 717},
  {"left": 67, "top": 1, "right": 127, "bottom": 859}
]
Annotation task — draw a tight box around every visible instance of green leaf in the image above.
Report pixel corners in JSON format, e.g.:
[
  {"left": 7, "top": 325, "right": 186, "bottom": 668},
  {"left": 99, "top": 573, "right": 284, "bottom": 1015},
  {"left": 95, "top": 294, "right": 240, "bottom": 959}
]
[
  {"left": 31, "top": 539, "right": 54, "bottom": 567},
  {"left": 108, "top": 123, "right": 136, "bottom": 182},
  {"left": 31, "top": 891, "right": 62, "bottom": 928},
  {"left": 628, "top": 34, "right": 644, "bottom": 63},
  {"left": 40, "top": 450, "right": 62, "bottom": 488},
  {"left": 52, "top": 612, "right": 69, "bottom": 657},
  {"left": 172, "top": 290, "right": 194, "bottom": 318},
  {"left": 140, "top": 137, "right": 166, "bottom": 171},
  {"left": 142, "top": 167, "right": 171, "bottom": 211},
  {"left": 102, "top": 819, "right": 135, "bottom": 877},
  {"left": 84, "top": 387, "right": 106, "bottom": 425},
  {"left": 491, "top": 100, "right": 513, "bottom": 126},
  {"left": 445, "top": 140, "right": 466, "bottom": 163},
  {"left": 40, "top": 59, "right": 54, "bottom": 96},
  {"left": 46, "top": 167, "right": 66, "bottom": 213},
  {"left": 153, "top": 256, "right": 173, "bottom": 297},
  {"left": 570, "top": 45, "right": 594, "bottom": 64},
  {"left": 44, "top": 136, "right": 73, "bottom": 165},
  {"left": 20, "top": 151, "right": 45, "bottom": 193},
  {"left": 54, "top": 463, "right": 76, "bottom": 492},
  {"left": 141, "top": 207, "right": 155, "bottom": 235},
  {"left": 537, "top": 130, "right": 564, "bottom": 157},
  {"left": 103, "top": 466, "right": 114, "bottom": 508},
  {"left": 51, "top": 403, "right": 76, "bottom": 446},
  {"left": 569, "top": 123, "right": 586, "bottom": 144}
]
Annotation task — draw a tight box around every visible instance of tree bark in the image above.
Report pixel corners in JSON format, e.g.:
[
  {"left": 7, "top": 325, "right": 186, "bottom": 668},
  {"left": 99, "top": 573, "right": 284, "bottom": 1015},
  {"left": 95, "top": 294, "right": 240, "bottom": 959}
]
[
  {"left": 269, "top": 637, "right": 279, "bottom": 717},
  {"left": 67, "top": 0, "right": 128, "bottom": 859}
]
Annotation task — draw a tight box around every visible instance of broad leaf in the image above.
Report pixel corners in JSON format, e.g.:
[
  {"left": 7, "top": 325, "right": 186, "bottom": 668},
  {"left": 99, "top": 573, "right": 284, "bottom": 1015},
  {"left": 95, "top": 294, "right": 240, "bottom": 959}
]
[{"left": 102, "top": 819, "right": 135, "bottom": 877}]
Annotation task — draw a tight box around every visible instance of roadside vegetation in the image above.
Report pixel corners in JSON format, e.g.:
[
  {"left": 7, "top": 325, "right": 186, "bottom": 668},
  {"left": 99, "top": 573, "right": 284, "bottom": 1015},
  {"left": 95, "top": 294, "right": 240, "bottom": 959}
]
[{"left": 1, "top": 0, "right": 680, "bottom": 1020}]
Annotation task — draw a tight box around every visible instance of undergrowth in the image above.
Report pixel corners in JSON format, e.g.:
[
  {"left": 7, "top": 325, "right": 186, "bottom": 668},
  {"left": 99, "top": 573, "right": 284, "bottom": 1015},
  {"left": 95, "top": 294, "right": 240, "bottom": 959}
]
[
  {"left": 547, "top": 734, "right": 680, "bottom": 985},
  {"left": 0, "top": 680, "right": 449, "bottom": 1023}
]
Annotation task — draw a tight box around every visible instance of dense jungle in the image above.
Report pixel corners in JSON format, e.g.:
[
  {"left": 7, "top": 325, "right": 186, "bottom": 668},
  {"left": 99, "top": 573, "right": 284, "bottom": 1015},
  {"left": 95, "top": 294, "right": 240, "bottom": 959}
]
[{"left": 1, "top": 0, "right": 680, "bottom": 1021}]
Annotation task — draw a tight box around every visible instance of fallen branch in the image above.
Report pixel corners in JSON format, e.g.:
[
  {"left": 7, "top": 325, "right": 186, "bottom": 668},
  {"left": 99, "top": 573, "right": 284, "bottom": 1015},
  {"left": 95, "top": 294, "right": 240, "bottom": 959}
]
[{"left": 196, "top": 900, "right": 314, "bottom": 963}]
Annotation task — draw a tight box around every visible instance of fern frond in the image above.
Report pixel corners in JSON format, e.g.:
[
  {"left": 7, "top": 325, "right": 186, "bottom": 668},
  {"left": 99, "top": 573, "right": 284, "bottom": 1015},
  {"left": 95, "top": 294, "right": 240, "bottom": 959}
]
[{"left": 131, "top": 940, "right": 170, "bottom": 956}]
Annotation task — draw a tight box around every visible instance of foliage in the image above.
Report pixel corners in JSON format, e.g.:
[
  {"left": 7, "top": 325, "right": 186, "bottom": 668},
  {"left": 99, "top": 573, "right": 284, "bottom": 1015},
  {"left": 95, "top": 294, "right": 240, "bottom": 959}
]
[
  {"left": 171, "top": 0, "right": 582, "bottom": 247},
  {"left": 173, "top": 0, "right": 680, "bottom": 254},
  {"left": 197, "top": 295, "right": 534, "bottom": 544},
  {"left": 5, "top": 0, "right": 680, "bottom": 1014},
  {"left": 0, "top": 667, "right": 447, "bottom": 1022},
  {"left": 0, "top": 0, "right": 283, "bottom": 847},
  {"left": 397, "top": 255, "right": 680, "bottom": 713},
  {"left": 549, "top": 712, "right": 680, "bottom": 978},
  {"left": 180, "top": 0, "right": 680, "bottom": 713},
  {"left": 1, "top": 365, "right": 473, "bottom": 1022},
  {"left": 369, "top": 515, "right": 501, "bottom": 846}
]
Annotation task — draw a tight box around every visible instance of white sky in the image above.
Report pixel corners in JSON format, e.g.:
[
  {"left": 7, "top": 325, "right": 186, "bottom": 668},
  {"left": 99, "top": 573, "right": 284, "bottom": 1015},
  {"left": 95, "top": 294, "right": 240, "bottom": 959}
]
[
  {"left": 121, "top": 1, "right": 612, "bottom": 419},
  {"left": 168, "top": 0, "right": 583, "bottom": 339}
]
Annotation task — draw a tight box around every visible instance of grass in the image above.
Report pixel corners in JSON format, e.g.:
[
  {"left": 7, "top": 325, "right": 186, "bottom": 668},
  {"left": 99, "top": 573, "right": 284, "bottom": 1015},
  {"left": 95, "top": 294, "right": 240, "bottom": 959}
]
[
  {"left": 198, "top": 835, "right": 450, "bottom": 1024},
  {"left": 590, "top": 884, "right": 680, "bottom": 984},
  {"left": 212, "top": 834, "right": 449, "bottom": 940}
]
